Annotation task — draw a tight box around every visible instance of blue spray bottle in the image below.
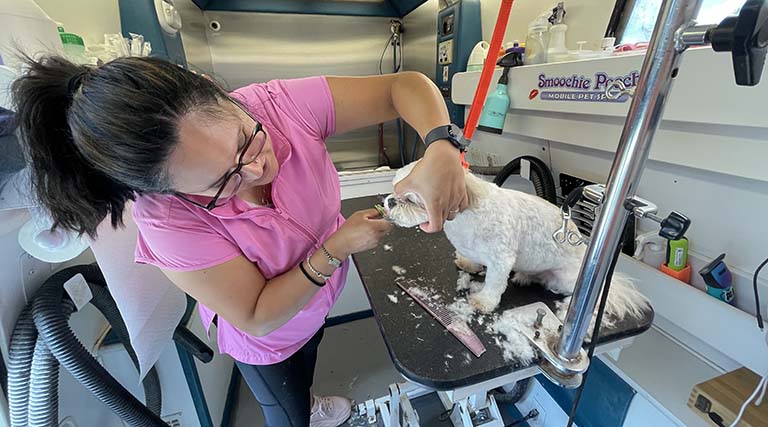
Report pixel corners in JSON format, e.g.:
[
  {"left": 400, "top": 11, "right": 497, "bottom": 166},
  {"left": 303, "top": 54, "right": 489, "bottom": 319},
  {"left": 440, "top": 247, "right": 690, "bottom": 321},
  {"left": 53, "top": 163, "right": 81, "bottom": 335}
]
[{"left": 477, "top": 43, "right": 525, "bottom": 134}]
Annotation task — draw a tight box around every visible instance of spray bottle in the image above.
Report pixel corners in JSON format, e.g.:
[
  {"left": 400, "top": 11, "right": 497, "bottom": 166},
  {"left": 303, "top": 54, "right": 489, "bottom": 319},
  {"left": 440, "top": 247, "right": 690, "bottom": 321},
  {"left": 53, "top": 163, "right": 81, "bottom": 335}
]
[
  {"left": 477, "top": 43, "right": 525, "bottom": 134},
  {"left": 547, "top": 2, "right": 569, "bottom": 63}
]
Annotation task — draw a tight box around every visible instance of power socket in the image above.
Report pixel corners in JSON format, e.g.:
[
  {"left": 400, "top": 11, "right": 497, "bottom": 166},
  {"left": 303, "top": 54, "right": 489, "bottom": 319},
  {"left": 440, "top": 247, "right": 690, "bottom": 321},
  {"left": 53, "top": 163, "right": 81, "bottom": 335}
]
[
  {"left": 516, "top": 380, "right": 574, "bottom": 426},
  {"left": 486, "top": 152, "right": 500, "bottom": 167},
  {"left": 528, "top": 398, "right": 547, "bottom": 427}
]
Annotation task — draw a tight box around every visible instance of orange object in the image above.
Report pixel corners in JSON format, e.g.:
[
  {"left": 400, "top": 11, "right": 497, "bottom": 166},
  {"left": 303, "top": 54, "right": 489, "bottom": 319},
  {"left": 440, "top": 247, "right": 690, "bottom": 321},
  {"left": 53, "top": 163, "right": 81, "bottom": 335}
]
[
  {"left": 661, "top": 263, "right": 692, "bottom": 284},
  {"left": 461, "top": 0, "right": 515, "bottom": 170}
]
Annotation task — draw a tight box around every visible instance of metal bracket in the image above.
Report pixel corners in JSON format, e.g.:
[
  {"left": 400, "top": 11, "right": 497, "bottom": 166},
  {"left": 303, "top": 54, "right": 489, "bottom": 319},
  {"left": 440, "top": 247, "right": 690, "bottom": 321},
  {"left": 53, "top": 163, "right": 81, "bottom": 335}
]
[
  {"left": 582, "top": 184, "right": 660, "bottom": 219},
  {"left": 450, "top": 394, "right": 503, "bottom": 427},
  {"left": 604, "top": 79, "right": 636, "bottom": 100},
  {"left": 515, "top": 303, "right": 590, "bottom": 388}
]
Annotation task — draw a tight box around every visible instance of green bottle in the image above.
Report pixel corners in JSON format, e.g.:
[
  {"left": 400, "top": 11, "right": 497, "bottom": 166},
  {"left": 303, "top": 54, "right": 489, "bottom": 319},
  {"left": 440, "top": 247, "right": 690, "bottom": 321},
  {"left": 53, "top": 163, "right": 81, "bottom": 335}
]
[{"left": 477, "top": 45, "right": 525, "bottom": 134}]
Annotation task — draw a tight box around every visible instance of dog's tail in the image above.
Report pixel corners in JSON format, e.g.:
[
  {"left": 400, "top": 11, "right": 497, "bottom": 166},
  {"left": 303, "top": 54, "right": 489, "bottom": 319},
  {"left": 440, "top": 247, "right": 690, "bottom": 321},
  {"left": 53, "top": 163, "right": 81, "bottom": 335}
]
[
  {"left": 604, "top": 273, "right": 651, "bottom": 324},
  {"left": 555, "top": 272, "right": 650, "bottom": 333}
]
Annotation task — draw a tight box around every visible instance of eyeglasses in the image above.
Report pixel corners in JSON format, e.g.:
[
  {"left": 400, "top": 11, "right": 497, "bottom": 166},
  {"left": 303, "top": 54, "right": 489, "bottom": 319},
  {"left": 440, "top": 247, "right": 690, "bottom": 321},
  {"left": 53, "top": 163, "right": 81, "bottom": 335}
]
[{"left": 175, "top": 99, "right": 265, "bottom": 210}]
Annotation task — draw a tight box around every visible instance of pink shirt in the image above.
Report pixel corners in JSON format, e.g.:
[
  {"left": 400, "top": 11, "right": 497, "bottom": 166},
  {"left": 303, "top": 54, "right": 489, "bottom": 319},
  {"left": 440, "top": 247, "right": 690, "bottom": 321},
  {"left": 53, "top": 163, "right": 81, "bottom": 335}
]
[{"left": 133, "top": 77, "right": 349, "bottom": 365}]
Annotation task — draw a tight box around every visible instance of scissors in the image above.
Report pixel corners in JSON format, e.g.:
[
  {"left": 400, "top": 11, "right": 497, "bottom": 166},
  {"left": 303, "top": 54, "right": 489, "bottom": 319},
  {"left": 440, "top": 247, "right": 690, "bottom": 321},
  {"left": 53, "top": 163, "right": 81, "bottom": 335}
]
[
  {"left": 552, "top": 208, "right": 585, "bottom": 246},
  {"left": 374, "top": 204, "right": 395, "bottom": 222}
]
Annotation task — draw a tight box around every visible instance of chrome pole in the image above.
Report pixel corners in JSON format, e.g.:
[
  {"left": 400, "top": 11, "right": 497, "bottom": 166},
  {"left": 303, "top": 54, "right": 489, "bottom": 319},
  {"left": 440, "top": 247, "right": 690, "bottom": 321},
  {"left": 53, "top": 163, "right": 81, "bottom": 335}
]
[{"left": 556, "top": 0, "right": 705, "bottom": 361}]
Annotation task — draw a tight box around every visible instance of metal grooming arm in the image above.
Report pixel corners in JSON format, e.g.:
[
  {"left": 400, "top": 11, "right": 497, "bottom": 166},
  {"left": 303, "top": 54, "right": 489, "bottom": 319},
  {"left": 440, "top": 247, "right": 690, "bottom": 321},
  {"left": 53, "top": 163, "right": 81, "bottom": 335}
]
[{"left": 547, "top": 0, "right": 768, "bottom": 384}]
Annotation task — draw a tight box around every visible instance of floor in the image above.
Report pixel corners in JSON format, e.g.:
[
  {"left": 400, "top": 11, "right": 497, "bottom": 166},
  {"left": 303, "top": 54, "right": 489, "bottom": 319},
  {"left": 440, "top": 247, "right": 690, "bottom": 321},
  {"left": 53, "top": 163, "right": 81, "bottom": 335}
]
[
  {"left": 231, "top": 316, "right": 525, "bottom": 426},
  {"left": 232, "top": 317, "right": 403, "bottom": 426}
]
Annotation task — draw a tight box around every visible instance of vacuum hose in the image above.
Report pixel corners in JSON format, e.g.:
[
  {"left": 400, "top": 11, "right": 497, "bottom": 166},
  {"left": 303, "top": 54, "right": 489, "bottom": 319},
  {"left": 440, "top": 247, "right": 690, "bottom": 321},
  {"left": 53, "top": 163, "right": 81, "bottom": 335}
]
[
  {"left": 8, "top": 265, "right": 166, "bottom": 427},
  {"left": 472, "top": 155, "right": 558, "bottom": 204}
]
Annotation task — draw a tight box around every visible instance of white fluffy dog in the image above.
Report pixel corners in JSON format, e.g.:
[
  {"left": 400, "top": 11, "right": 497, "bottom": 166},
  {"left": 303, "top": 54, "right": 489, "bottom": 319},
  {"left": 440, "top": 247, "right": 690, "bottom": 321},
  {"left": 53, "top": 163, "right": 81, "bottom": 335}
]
[{"left": 383, "top": 161, "right": 649, "bottom": 325}]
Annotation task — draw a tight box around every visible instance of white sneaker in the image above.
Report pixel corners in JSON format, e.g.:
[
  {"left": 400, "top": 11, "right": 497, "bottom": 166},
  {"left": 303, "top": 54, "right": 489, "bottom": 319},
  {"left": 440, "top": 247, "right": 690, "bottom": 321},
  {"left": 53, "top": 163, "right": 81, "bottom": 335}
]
[{"left": 310, "top": 395, "right": 351, "bottom": 427}]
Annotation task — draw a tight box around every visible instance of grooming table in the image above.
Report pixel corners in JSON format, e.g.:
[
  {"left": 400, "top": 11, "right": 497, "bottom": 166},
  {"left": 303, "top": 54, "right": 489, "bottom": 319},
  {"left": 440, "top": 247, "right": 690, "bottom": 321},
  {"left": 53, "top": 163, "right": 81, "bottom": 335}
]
[{"left": 341, "top": 196, "right": 654, "bottom": 425}]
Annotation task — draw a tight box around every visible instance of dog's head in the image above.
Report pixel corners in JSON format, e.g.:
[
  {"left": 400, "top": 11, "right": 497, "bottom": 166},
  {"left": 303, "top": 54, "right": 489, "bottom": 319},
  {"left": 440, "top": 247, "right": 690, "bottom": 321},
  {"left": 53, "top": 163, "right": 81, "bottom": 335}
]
[{"left": 383, "top": 161, "right": 429, "bottom": 228}]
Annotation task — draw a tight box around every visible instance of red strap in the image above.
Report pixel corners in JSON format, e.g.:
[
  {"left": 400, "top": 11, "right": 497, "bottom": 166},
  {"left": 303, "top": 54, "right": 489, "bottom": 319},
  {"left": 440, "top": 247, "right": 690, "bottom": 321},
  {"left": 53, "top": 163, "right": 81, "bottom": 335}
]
[{"left": 461, "top": 0, "right": 515, "bottom": 170}]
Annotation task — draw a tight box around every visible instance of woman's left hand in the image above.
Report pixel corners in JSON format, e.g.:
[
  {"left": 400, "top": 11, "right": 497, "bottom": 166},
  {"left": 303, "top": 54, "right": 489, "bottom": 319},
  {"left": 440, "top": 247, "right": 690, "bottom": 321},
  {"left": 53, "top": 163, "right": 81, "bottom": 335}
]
[{"left": 394, "top": 140, "right": 467, "bottom": 233}]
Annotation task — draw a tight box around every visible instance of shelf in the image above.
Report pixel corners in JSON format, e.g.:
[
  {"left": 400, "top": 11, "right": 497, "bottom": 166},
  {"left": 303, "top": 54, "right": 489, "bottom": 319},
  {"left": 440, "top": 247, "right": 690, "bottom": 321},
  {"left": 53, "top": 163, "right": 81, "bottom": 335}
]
[{"left": 617, "top": 256, "right": 767, "bottom": 375}]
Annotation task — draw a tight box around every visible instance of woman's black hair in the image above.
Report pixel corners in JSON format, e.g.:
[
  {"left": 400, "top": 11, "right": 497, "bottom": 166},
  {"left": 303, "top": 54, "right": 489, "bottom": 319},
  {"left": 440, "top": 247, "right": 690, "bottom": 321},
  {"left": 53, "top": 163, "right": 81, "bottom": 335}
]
[{"left": 11, "top": 54, "right": 230, "bottom": 238}]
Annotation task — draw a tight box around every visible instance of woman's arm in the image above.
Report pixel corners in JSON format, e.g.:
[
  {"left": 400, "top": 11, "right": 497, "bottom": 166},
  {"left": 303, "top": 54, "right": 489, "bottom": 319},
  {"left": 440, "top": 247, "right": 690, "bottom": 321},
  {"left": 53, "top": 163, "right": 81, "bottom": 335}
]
[
  {"left": 327, "top": 73, "right": 468, "bottom": 232},
  {"left": 162, "top": 209, "right": 390, "bottom": 337},
  {"left": 164, "top": 245, "right": 330, "bottom": 336}
]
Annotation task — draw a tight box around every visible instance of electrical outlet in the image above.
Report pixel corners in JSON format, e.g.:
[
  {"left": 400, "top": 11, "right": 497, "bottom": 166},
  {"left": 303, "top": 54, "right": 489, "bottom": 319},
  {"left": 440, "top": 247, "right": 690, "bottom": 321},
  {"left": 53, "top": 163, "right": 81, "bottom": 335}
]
[
  {"left": 162, "top": 413, "right": 182, "bottom": 427},
  {"left": 530, "top": 398, "right": 547, "bottom": 427},
  {"left": 18, "top": 253, "right": 53, "bottom": 303},
  {"left": 515, "top": 380, "right": 575, "bottom": 427},
  {"left": 486, "top": 152, "right": 500, "bottom": 167}
]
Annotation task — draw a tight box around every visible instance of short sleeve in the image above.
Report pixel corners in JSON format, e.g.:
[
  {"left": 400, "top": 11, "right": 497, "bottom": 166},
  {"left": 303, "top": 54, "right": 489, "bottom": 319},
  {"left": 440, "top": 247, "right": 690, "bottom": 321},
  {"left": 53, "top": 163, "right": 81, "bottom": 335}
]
[
  {"left": 272, "top": 77, "right": 337, "bottom": 140},
  {"left": 133, "top": 197, "right": 241, "bottom": 272},
  {"left": 231, "top": 76, "right": 336, "bottom": 141}
]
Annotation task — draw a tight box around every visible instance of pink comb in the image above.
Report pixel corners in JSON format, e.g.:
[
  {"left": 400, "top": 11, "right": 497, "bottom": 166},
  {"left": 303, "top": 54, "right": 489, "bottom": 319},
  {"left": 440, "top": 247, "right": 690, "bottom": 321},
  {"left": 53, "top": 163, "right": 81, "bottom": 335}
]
[{"left": 397, "top": 282, "right": 486, "bottom": 358}]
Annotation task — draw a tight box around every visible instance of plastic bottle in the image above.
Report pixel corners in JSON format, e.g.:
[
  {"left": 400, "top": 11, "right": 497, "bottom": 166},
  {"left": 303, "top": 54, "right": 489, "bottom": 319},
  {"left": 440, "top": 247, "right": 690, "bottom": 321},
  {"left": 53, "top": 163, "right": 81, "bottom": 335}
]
[
  {"left": 467, "top": 41, "right": 490, "bottom": 71},
  {"left": 477, "top": 44, "right": 525, "bottom": 134},
  {"left": 547, "top": 2, "right": 570, "bottom": 63},
  {"left": 57, "top": 23, "right": 87, "bottom": 64},
  {"left": 524, "top": 14, "right": 549, "bottom": 65}
]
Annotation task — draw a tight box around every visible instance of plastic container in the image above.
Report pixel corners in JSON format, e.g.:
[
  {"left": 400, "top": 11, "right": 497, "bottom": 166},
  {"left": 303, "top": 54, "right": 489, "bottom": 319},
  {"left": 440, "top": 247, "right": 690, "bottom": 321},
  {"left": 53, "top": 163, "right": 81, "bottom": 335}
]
[
  {"left": 467, "top": 41, "right": 489, "bottom": 72},
  {"left": 524, "top": 15, "right": 549, "bottom": 65},
  {"left": 633, "top": 231, "right": 667, "bottom": 269},
  {"left": 569, "top": 41, "right": 613, "bottom": 61},
  {"left": 0, "top": 0, "right": 63, "bottom": 70},
  {"left": 601, "top": 37, "right": 616, "bottom": 52}
]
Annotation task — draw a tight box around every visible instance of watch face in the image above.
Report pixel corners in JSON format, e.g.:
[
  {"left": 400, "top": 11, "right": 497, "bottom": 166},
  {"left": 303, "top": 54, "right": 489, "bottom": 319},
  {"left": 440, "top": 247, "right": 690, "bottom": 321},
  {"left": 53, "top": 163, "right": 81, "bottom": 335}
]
[{"left": 448, "top": 124, "right": 461, "bottom": 138}]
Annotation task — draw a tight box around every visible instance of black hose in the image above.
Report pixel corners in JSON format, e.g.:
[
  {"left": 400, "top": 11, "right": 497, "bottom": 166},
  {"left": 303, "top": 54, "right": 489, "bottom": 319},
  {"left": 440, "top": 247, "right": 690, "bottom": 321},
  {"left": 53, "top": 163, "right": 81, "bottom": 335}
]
[
  {"left": 491, "top": 377, "right": 531, "bottom": 404},
  {"left": 7, "top": 306, "right": 36, "bottom": 427},
  {"left": 489, "top": 156, "right": 558, "bottom": 204},
  {"left": 8, "top": 265, "right": 167, "bottom": 427},
  {"left": 31, "top": 266, "right": 167, "bottom": 426},
  {"left": 86, "top": 271, "right": 162, "bottom": 415},
  {"left": 28, "top": 305, "right": 67, "bottom": 427}
]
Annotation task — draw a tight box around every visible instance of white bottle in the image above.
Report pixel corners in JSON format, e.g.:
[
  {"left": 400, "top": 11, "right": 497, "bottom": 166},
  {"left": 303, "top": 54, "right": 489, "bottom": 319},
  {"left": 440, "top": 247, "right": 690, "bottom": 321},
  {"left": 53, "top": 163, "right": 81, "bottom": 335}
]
[{"left": 547, "top": 24, "right": 569, "bottom": 62}]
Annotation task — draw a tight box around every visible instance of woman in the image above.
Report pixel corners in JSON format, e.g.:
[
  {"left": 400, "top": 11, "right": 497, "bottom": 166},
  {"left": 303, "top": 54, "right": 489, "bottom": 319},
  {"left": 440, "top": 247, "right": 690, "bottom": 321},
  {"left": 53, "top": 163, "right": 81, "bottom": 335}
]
[{"left": 12, "top": 55, "right": 466, "bottom": 426}]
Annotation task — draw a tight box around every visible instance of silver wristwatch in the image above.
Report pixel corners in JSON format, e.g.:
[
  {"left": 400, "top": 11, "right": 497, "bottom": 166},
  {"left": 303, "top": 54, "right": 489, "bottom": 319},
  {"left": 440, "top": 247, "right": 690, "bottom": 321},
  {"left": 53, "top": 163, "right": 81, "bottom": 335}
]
[{"left": 320, "top": 245, "right": 342, "bottom": 268}]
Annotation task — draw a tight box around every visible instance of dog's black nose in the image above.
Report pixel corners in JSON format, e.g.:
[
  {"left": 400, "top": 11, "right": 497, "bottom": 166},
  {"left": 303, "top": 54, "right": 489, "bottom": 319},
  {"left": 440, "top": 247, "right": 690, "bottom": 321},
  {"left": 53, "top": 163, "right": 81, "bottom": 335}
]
[{"left": 387, "top": 197, "right": 397, "bottom": 209}]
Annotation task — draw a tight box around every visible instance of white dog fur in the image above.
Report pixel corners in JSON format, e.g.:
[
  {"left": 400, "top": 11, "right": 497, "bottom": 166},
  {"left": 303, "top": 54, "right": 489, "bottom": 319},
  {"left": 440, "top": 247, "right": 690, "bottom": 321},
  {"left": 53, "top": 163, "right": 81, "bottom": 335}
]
[{"left": 383, "top": 161, "right": 649, "bottom": 325}]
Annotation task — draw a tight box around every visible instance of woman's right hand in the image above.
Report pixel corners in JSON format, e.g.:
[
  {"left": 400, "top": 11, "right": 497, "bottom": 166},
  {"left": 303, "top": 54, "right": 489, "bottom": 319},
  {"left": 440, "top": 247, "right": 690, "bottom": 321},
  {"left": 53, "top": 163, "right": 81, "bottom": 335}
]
[{"left": 325, "top": 209, "right": 392, "bottom": 258}]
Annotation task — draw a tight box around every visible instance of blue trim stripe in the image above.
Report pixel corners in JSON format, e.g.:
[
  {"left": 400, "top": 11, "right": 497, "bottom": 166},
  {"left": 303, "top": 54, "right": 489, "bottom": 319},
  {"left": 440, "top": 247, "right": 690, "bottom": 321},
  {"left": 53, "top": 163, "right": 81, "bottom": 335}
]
[
  {"left": 536, "top": 358, "right": 636, "bottom": 427},
  {"left": 197, "top": 0, "right": 436, "bottom": 17},
  {"left": 326, "top": 310, "right": 374, "bottom": 327},
  {"left": 221, "top": 365, "right": 241, "bottom": 427},
  {"left": 176, "top": 343, "right": 214, "bottom": 427}
]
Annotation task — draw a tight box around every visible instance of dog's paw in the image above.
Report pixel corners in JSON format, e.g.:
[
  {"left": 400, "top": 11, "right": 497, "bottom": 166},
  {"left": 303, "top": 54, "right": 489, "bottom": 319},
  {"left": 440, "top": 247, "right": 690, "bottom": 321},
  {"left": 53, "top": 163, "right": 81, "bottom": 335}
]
[
  {"left": 511, "top": 272, "right": 534, "bottom": 286},
  {"left": 455, "top": 254, "right": 485, "bottom": 274},
  {"left": 468, "top": 292, "right": 501, "bottom": 313}
]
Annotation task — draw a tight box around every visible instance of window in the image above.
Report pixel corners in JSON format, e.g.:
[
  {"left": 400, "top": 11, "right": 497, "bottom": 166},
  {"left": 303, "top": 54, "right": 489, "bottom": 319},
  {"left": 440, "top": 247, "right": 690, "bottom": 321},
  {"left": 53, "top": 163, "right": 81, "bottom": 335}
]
[{"left": 614, "top": 0, "right": 745, "bottom": 44}]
